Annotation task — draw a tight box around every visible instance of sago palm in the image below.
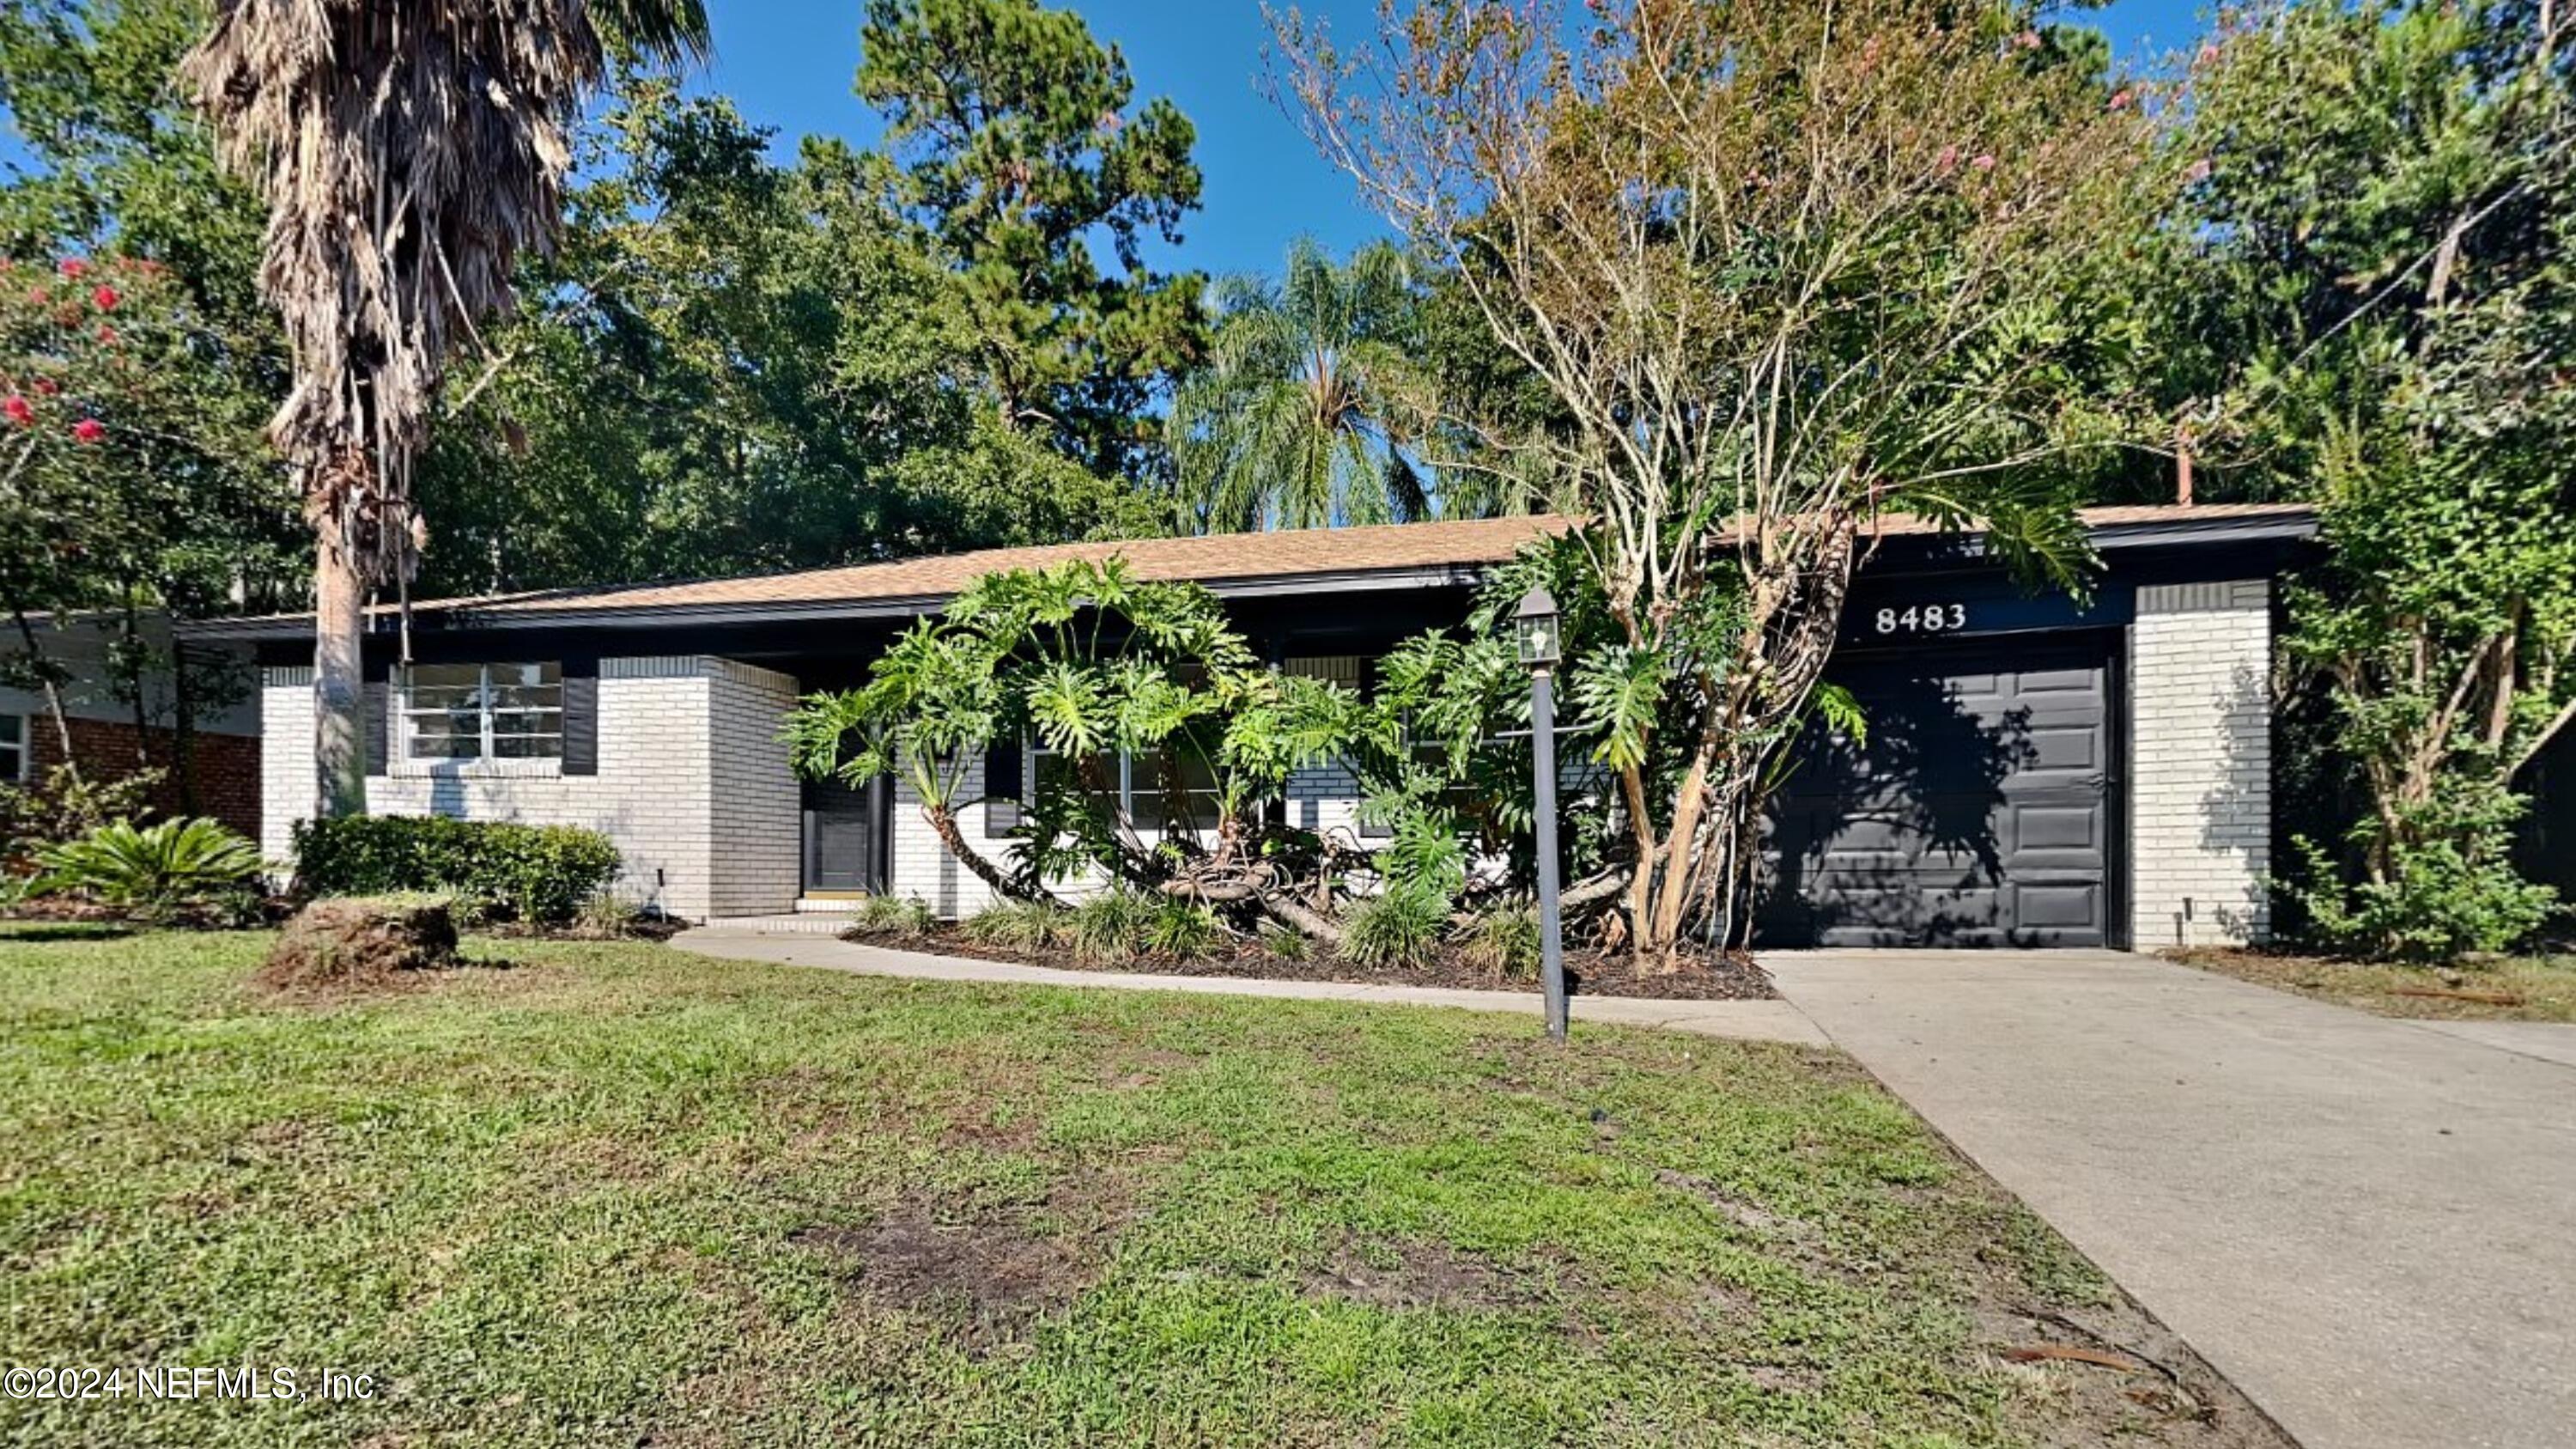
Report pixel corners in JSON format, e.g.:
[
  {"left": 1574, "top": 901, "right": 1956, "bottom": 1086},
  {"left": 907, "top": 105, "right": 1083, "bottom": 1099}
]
[
  {"left": 1173, "top": 238, "right": 1445, "bottom": 532},
  {"left": 181, "top": 0, "right": 708, "bottom": 816}
]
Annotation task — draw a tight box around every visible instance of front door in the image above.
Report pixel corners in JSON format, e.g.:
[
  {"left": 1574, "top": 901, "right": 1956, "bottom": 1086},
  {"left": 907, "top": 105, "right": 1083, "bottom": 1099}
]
[{"left": 804, "top": 776, "right": 890, "bottom": 894}]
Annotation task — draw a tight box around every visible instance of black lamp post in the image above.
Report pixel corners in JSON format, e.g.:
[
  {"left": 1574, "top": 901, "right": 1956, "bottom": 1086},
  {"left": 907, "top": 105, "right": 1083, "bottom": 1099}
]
[{"left": 1515, "top": 586, "right": 1569, "bottom": 1041}]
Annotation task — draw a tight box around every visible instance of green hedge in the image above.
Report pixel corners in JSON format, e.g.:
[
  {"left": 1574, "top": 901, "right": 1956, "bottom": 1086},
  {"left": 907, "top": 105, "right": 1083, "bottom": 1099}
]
[{"left": 290, "top": 816, "right": 622, "bottom": 924}]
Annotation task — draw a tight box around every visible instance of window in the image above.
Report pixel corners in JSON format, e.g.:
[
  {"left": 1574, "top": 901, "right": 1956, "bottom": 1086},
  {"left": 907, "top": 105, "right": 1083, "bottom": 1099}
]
[
  {"left": 0, "top": 714, "right": 26, "bottom": 781},
  {"left": 402, "top": 662, "right": 562, "bottom": 763},
  {"left": 1283, "top": 655, "right": 1364, "bottom": 690}
]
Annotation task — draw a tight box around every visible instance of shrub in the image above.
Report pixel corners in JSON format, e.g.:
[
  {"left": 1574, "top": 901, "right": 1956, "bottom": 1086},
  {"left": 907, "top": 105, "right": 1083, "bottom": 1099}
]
[
  {"left": 1257, "top": 922, "right": 1311, "bottom": 961},
  {"left": 33, "top": 816, "right": 264, "bottom": 923},
  {"left": 1459, "top": 906, "right": 1541, "bottom": 977},
  {"left": 2287, "top": 837, "right": 2558, "bottom": 964},
  {"left": 1066, "top": 889, "right": 1157, "bottom": 964},
  {"left": 0, "top": 764, "right": 164, "bottom": 861},
  {"left": 292, "top": 815, "right": 620, "bottom": 925},
  {"left": 962, "top": 899, "right": 1064, "bottom": 951},
  {"left": 1143, "top": 898, "right": 1224, "bottom": 959},
  {"left": 2285, "top": 784, "right": 2559, "bottom": 962},
  {"left": 1340, "top": 885, "right": 1449, "bottom": 970},
  {"left": 843, "top": 894, "right": 938, "bottom": 939}
]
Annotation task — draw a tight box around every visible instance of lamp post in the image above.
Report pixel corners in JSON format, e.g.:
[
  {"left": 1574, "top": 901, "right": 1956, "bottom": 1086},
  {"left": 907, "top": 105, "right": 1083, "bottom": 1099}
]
[{"left": 1515, "top": 586, "right": 1568, "bottom": 1041}]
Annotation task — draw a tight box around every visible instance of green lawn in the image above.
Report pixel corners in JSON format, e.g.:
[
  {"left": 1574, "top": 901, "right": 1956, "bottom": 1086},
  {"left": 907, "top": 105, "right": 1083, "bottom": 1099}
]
[
  {"left": 0, "top": 931, "right": 2263, "bottom": 1447},
  {"left": 2172, "top": 947, "right": 2576, "bottom": 1023}
]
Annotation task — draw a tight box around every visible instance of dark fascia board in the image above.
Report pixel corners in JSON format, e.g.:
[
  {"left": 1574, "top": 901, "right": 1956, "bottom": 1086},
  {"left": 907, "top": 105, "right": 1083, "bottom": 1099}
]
[
  {"left": 177, "top": 562, "right": 1494, "bottom": 642},
  {"left": 1871, "top": 511, "right": 2319, "bottom": 565},
  {"left": 177, "top": 513, "right": 2315, "bottom": 642}
]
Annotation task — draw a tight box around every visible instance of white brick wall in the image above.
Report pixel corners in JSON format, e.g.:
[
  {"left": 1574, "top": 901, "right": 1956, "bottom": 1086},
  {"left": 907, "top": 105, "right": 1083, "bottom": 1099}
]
[
  {"left": 2129, "top": 580, "right": 2272, "bottom": 949},
  {"left": 260, "top": 655, "right": 803, "bottom": 921},
  {"left": 888, "top": 749, "right": 1041, "bottom": 919}
]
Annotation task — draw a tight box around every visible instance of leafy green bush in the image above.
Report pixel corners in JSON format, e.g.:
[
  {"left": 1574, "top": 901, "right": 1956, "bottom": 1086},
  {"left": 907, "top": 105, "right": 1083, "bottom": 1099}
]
[
  {"left": 1, "top": 765, "right": 165, "bottom": 861},
  {"left": 1340, "top": 886, "right": 1449, "bottom": 970},
  {"left": 1460, "top": 905, "right": 1541, "bottom": 977},
  {"left": 961, "top": 899, "right": 1065, "bottom": 951},
  {"left": 291, "top": 815, "right": 621, "bottom": 925},
  {"left": 1066, "top": 890, "right": 1157, "bottom": 964},
  {"left": 842, "top": 894, "right": 938, "bottom": 939},
  {"left": 33, "top": 817, "right": 264, "bottom": 922},
  {"left": 2288, "top": 814, "right": 2559, "bottom": 963},
  {"left": 1143, "top": 898, "right": 1224, "bottom": 959},
  {"left": 1257, "top": 922, "right": 1311, "bottom": 960}
]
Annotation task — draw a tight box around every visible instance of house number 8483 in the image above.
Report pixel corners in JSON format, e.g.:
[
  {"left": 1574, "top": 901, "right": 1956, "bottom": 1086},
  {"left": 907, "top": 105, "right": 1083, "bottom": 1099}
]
[{"left": 1874, "top": 604, "right": 1967, "bottom": 634}]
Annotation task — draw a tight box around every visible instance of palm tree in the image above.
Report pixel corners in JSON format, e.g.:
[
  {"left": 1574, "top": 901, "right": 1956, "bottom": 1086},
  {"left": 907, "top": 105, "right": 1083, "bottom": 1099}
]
[
  {"left": 181, "top": 0, "right": 708, "bottom": 818},
  {"left": 1172, "top": 237, "right": 1451, "bottom": 533}
]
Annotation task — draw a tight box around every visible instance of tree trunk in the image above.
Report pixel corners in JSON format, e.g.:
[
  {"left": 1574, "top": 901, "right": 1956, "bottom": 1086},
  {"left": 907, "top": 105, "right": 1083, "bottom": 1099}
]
[
  {"left": 313, "top": 496, "right": 369, "bottom": 819},
  {"left": 173, "top": 641, "right": 200, "bottom": 817},
  {"left": 1260, "top": 886, "right": 1346, "bottom": 946},
  {"left": 921, "top": 800, "right": 1051, "bottom": 905},
  {"left": 7, "top": 601, "right": 78, "bottom": 782}
]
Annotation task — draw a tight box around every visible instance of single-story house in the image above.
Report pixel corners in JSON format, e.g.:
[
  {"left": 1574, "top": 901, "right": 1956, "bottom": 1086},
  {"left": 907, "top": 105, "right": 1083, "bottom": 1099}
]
[
  {"left": 0, "top": 613, "right": 262, "bottom": 837},
  {"left": 193, "top": 502, "right": 2318, "bottom": 949}
]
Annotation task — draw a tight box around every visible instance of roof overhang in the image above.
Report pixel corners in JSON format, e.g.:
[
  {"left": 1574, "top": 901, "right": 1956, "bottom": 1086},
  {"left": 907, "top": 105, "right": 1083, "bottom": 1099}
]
[
  {"left": 178, "top": 508, "right": 2317, "bottom": 644},
  {"left": 179, "top": 561, "right": 1500, "bottom": 641}
]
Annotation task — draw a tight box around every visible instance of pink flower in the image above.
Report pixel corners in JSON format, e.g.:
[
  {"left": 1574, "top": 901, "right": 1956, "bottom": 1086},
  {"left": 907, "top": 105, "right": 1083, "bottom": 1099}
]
[
  {"left": 1971, "top": 154, "right": 1997, "bottom": 172},
  {"left": 2109, "top": 88, "right": 2135, "bottom": 111},
  {"left": 2196, "top": 42, "right": 2222, "bottom": 65},
  {"left": 32, "top": 377, "right": 58, "bottom": 395},
  {"left": 70, "top": 417, "right": 104, "bottom": 444},
  {"left": 90, "top": 284, "right": 118, "bottom": 311},
  {"left": 2184, "top": 157, "right": 2214, "bottom": 184},
  {"left": 94, "top": 325, "right": 115, "bottom": 345},
  {"left": 1935, "top": 143, "right": 1960, "bottom": 175},
  {"left": 23, "top": 285, "right": 45, "bottom": 304},
  {"left": 2016, "top": 30, "right": 2042, "bottom": 51},
  {"left": 57, "top": 257, "right": 86, "bottom": 279},
  {"left": 3, "top": 395, "right": 31, "bottom": 427}
]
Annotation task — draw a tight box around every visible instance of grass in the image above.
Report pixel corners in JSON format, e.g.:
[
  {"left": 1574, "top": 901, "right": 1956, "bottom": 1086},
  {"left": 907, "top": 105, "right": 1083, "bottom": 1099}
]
[
  {"left": 0, "top": 931, "right": 2246, "bottom": 1447},
  {"left": 2172, "top": 947, "right": 2576, "bottom": 1022}
]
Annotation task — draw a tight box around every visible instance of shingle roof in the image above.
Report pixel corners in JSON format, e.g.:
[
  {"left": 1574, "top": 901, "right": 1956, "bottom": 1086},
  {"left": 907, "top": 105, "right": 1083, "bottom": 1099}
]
[
  {"left": 452, "top": 514, "right": 1569, "bottom": 618},
  {"left": 188, "top": 502, "right": 2315, "bottom": 636}
]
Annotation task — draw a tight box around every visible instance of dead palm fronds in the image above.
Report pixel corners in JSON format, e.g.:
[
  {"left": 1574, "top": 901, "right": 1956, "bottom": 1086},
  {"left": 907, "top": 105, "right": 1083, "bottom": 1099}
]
[{"left": 182, "top": 0, "right": 706, "bottom": 813}]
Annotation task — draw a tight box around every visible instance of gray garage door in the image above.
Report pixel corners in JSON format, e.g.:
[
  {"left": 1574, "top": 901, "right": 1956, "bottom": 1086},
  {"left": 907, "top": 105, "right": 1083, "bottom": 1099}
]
[{"left": 1759, "top": 636, "right": 2115, "bottom": 947}]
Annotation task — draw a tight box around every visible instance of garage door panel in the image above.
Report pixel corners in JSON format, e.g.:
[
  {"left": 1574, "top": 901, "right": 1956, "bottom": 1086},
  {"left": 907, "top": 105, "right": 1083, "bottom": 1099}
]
[
  {"left": 2014, "top": 883, "right": 2102, "bottom": 929},
  {"left": 1761, "top": 637, "right": 2113, "bottom": 948},
  {"left": 2013, "top": 802, "right": 2102, "bottom": 854},
  {"left": 2026, "top": 721, "right": 2102, "bottom": 774}
]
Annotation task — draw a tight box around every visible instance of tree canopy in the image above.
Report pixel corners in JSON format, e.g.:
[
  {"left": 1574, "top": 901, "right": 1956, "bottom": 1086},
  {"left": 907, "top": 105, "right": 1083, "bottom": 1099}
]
[{"left": 859, "top": 0, "right": 1207, "bottom": 478}]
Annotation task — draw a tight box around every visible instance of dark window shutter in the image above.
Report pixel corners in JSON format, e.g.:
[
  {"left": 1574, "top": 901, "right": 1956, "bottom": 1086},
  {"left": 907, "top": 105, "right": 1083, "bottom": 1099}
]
[
  {"left": 984, "top": 739, "right": 1023, "bottom": 832},
  {"left": 363, "top": 679, "right": 389, "bottom": 776},
  {"left": 562, "top": 667, "right": 599, "bottom": 776}
]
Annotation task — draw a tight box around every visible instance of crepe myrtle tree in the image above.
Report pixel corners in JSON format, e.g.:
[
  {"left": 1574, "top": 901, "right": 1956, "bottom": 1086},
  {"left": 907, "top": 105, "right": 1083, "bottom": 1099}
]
[
  {"left": 785, "top": 557, "right": 1380, "bottom": 940},
  {"left": 0, "top": 254, "right": 287, "bottom": 773},
  {"left": 1274, "top": 0, "right": 2164, "bottom": 965}
]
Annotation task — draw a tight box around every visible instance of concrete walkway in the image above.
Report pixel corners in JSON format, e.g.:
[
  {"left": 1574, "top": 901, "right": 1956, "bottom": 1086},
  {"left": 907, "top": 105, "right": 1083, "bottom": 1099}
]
[
  {"left": 1763, "top": 948, "right": 2576, "bottom": 1449},
  {"left": 671, "top": 927, "right": 1831, "bottom": 1046}
]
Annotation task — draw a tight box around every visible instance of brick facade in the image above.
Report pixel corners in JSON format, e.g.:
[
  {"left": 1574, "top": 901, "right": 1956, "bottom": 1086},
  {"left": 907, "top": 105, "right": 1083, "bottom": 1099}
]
[
  {"left": 27, "top": 716, "right": 260, "bottom": 838},
  {"left": 2129, "top": 579, "right": 2273, "bottom": 949},
  {"left": 261, "top": 656, "right": 801, "bottom": 921}
]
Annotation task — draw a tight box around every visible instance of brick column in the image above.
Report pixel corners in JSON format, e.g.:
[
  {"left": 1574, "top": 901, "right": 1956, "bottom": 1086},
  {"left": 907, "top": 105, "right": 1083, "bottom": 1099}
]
[{"left": 2129, "top": 580, "right": 2273, "bottom": 949}]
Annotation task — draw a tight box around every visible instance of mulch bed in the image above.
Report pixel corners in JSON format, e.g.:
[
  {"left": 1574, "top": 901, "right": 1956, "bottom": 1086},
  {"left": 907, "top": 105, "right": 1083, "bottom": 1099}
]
[{"left": 855, "top": 926, "right": 1776, "bottom": 1001}]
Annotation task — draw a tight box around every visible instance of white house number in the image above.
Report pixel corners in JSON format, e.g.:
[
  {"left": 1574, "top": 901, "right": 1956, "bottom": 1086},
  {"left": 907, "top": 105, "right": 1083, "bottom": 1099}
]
[{"left": 1874, "top": 603, "right": 1967, "bottom": 635}]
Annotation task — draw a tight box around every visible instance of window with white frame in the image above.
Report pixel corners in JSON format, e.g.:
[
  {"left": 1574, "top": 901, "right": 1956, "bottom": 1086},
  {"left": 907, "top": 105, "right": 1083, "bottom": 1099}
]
[
  {"left": 401, "top": 662, "right": 563, "bottom": 763},
  {"left": 0, "top": 713, "right": 27, "bottom": 781}
]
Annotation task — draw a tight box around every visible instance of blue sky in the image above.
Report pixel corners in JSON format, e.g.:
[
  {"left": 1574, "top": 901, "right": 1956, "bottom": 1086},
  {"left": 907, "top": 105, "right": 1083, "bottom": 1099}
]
[{"left": 696, "top": 0, "right": 2215, "bottom": 283}]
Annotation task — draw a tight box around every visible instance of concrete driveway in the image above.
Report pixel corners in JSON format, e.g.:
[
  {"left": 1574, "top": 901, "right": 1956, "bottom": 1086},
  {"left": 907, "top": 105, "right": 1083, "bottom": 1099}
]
[{"left": 1763, "top": 949, "right": 2576, "bottom": 1449}]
